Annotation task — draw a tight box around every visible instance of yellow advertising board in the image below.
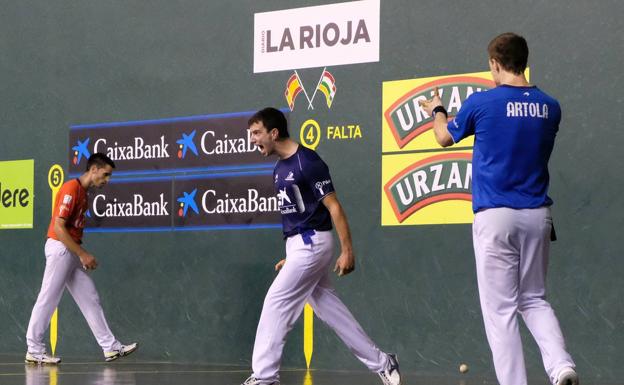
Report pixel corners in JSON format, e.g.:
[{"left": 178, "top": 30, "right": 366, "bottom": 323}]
[
  {"left": 0, "top": 159, "right": 34, "bottom": 229},
  {"left": 381, "top": 69, "right": 529, "bottom": 226}
]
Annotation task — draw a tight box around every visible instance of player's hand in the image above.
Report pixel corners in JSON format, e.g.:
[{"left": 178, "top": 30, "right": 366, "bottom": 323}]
[
  {"left": 79, "top": 252, "right": 98, "bottom": 270},
  {"left": 418, "top": 86, "right": 443, "bottom": 116},
  {"left": 334, "top": 251, "right": 355, "bottom": 277},
  {"left": 274, "top": 259, "right": 286, "bottom": 271}
]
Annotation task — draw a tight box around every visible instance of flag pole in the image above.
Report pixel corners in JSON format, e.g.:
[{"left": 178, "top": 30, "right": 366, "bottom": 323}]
[
  {"left": 294, "top": 70, "right": 314, "bottom": 111},
  {"left": 306, "top": 67, "right": 326, "bottom": 110}
]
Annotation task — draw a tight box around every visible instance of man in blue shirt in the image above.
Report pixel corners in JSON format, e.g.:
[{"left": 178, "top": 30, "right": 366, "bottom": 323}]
[
  {"left": 241, "top": 108, "right": 401, "bottom": 385},
  {"left": 420, "top": 33, "right": 578, "bottom": 385}
]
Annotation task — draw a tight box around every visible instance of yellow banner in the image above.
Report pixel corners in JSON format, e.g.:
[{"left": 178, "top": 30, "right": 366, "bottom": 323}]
[
  {"left": 380, "top": 69, "right": 530, "bottom": 226},
  {"left": 381, "top": 151, "right": 474, "bottom": 225},
  {"left": 382, "top": 70, "right": 497, "bottom": 153},
  {"left": 0, "top": 159, "right": 34, "bottom": 229}
]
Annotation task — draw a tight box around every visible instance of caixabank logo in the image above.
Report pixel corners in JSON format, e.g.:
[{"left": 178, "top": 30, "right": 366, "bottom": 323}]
[
  {"left": 71, "top": 138, "right": 91, "bottom": 165},
  {"left": 86, "top": 179, "right": 172, "bottom": 230},
  {"left": 381, "top": 69, "right": 530, "bottom": 225}
]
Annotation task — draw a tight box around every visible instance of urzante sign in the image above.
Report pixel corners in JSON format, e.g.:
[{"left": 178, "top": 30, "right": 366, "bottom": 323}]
[{"left": 254, "top": 0, "right": 380, "bottom": 73}]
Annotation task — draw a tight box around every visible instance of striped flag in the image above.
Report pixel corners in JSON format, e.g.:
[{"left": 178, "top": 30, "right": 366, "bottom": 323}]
[
  {"left": 317, "top": 70, "right": 337, "bottom": 108},
  {"left": 285, "top": 73, "right": 303, "bottom": 111}
]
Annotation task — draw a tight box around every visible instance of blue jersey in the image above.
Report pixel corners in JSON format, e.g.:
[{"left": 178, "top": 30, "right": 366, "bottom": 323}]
[
  {"left": 447, "top": 85, "right": 561, "bottom": 212},
  {"left": 274, "top": 145, "right": 335, "bottom": 238}
]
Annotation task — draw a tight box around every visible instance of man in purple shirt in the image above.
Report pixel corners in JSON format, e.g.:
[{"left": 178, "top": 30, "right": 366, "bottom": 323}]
[{"left": 241, "top": 107, "right": 401, "bottom": 385}]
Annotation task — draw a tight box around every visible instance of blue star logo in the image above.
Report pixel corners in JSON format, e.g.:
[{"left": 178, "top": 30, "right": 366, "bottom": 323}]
[
  {"left": 177, "top": 189, "right": 199, "bottom": 217},
  {"left": 72, "top": 138, "right": 91, "bottom": 165},
  {"left": 176, "top": 130, "right": 198, "bottom": 159}
]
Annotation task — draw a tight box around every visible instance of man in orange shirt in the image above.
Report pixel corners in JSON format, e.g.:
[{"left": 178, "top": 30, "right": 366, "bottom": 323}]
[{"left": 25, "top": 153, "right": 137, "bottom": 364}]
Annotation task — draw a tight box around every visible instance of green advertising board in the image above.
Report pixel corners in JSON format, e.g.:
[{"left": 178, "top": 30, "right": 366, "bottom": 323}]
[{"left": 0, "top": 159, "right": 34, "bottom": 229}]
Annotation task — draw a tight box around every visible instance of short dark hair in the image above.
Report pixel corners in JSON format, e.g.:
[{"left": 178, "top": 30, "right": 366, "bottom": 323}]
[
  {"left": 86, "top": 153, "right": 115, "bottom": 171},
  {"left": 248, "top": 107, "right": 289, "bottom": 138},
  {"left": 487, "top": 33, "right": 529, "bottom": 75}
]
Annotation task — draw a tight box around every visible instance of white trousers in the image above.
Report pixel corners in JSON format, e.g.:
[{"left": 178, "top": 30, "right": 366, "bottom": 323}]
[
  {"left": 251, "top": 230, "right": 388, "bottom": 383},
  {"left": 473, "top": 207, "right": 575, "bottom": 385},
  {"left": 26, "top": 238, "right": 121, "bottom": 354}
]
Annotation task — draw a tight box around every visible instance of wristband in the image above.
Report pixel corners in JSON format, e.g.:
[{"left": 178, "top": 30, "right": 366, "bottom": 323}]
[{"left": 432, "top": 105, "right": 448, "bottom": 119}]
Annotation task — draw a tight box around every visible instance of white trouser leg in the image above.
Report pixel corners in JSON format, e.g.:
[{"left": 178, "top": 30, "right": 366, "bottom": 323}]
[
  {"left": 308, "top": 272, "right": 388, "bottom": 372},
  {"left": 251, "top": 232, "right": 333, "bottom": 383},
  {"left": 66, "top": 263, "right": 121, "bottom": 353},
  {"left": 251, "top": 231, "right": 336, "bottom": 383},
  {"left": 515, "top": 208, "right": 575, "bottom": 384},
  {"left": 474, "top": 207, "right": 575, "bottom": 385},
  {"left": 473, "top": 209, "right": 527, "bottom": 385},
  {"left": 26, "top": 239, "right": 76, "bottom": 354}
]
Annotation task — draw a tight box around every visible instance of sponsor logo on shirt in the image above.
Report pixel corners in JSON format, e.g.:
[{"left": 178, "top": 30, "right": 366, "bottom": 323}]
[
  {"left": 285, "top": 171, "right": 295, "bottom": 181},
  {"left": 277, "top": 188, "right": 292, "bottom": 206},
  {"left": 314, "top": 180, "right": 331, "bottom": 195}
]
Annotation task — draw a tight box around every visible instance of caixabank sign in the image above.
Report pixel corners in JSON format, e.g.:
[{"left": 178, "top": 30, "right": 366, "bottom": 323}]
[
  {"left": 69, "top": 111, "right": 279, "bottom": 177},
  {"left": 85, "top": 171, "right": 280, "bottom": 232},
  {"left": 174, "top": 173, "right": 280, "bottom": 229},
  {"left": 381, "top": 70, "right": 528, "bottom": 225}
]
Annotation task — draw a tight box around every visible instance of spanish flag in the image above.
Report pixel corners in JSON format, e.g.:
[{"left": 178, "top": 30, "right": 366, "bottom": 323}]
[
  {"left": 285, "top": 74, "right": 303, "bottom": 111},
  {"left": 317, "top": 70, "right": 337, "bottom": 108}
]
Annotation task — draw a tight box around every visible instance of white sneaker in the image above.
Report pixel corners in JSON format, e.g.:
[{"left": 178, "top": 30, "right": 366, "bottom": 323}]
[
  {"left": 556, "top": 367, "right": 579, "bottom": 385},
  {"left": 241, "top": 375, "right": 279, "bottom": 385},
  {"left": 25, "top": 352, "right": 61, "bottom": 365},
  {"left": 378, "top": 353, "right": 401, "bottom": 385},
  {"left": 104, "top": 342, "right": 138, "bottom": 362}
]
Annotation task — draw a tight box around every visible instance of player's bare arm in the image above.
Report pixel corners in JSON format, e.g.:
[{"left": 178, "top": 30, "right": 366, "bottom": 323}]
[
  {"left": 53, "top": 217, "right": 98, "bottom": 270},
  {"left": 322, "top": 192, "right": 355, "bottom": 277},
  {"left": 274, "top": 259, "right": 286, "bottom": 271},
  {"left": 419, "top": 87, "right": 454, "bottom": 147}
]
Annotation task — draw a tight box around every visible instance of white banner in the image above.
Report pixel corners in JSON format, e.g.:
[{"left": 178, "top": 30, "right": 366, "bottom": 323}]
[{"left": 253, "top": 0, "right": 380, "bottom": 73}]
